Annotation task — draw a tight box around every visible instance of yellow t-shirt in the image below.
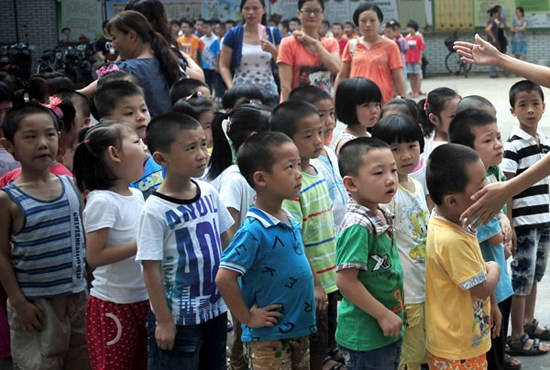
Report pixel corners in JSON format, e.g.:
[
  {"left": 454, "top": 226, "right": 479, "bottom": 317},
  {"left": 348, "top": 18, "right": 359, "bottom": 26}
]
[{"left": 425, "top": 213, "right": 491, "bottom": 360}]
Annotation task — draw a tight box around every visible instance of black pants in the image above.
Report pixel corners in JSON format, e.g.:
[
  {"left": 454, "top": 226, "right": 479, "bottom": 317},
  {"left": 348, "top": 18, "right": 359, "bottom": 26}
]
[{"left": 487, "top": 296, "right": 512, "bottom": 370}]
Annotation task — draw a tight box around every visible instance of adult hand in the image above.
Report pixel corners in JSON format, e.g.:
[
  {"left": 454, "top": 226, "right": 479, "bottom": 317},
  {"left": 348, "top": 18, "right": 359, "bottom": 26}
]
[
  {"left": 292, "top": 31, "right": 319, "bottom": 48},
  {"left": 454, "top": 34, "right": 500, "bottom": 66},
  {"left": 260, "top": 38, "right": 277, "bottom": 55},
  {"left": 460, "top": 182, "right": 509, "bottom": 227}
]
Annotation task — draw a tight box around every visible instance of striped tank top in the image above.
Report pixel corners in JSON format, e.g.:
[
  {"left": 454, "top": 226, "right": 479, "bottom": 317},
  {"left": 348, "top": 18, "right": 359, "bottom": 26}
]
[{"left": 2, "top": 175, "right": 86, "bottom": 299}]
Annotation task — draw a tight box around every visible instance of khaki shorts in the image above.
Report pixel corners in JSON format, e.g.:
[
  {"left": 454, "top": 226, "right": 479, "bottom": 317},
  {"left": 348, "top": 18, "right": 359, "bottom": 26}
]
[
  {"left": 245, "top": 336, "right": 310, "bottom": 370},
  {"left": 399, "top": 303, "right": 427, "bottom": 370},
  {"left": 8, "top": 291, "right": 90, "bottom": 370}
]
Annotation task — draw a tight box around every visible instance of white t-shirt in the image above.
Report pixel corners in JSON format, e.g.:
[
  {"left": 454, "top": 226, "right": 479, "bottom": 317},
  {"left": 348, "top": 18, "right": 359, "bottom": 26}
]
[
  {"left": 386, "top": 178, "right": 429, "bottom": 304},
  {"left": 136, "top": 180, "right": 233, "bottom": 325},
  {"left": 217, "top": 164, "right": 256, "bottom": 227},
  {"left": 83, "top": 188, "right": 148, "bottom": 304}
]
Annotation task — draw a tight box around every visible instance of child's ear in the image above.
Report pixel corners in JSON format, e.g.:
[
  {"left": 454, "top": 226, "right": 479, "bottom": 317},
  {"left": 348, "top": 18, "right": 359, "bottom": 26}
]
[
  {"left": 510, "top": 107, "right": 516, "bottom": 117},
  {"left": 252, "top": 170, "right": 267, "bottom": 188},
  {"left": 442, "top": 193, "right": 458, "bottom": 209},
  {"left": 107, "top": 145, "right": 121, "bottom": 163},
  {"left": 152, "top": 151, "right": 166, "bottom": 166},
  {"left": 0, "top": 138, "right": 14, "bottom": 155},
  {"left": 342, "top": 175, "right": 357, "bottom": 194},
  {"left": 428, "top": 112, "right": 439, "bottom": 126}
]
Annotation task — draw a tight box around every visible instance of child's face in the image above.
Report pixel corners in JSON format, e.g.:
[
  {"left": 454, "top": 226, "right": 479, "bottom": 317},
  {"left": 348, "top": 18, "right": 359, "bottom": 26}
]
[
  {"left": 407, "top": 27, "right": 416, "bottom": 35},
  {"left": 262, "top": 142, "right": 303, "bottom": 200},
  {"left": 160, "top": 127, "right": 209, "bottom": 178},
  {"left": 452, "top": 159, "right": 486, "bottom": 215},
  {"left": 292, "top": 114, "right": 324, "bottom": 161},
  {"left": 510, "top": 90, "right": 545, "bottom": 134},
  {"left": 118, "top": 127, "right": 150, "bottom": 183},
  {"left": 343, "top": 24, "right": 354, "bottom": 36},
  {"left": 182, "top": 23, "right": 193, "bottom": 36},
  {"left": 471, "top": 122, "right": 503, "bottom": 168},
  {"left": 383, "top": 27, "right": 394, "bottom": 39},
  {"left": 346, "top": 148, "right": 397, "bottom": 210},
  {"left": 289, "top": 21, "right": 301, "bottom": 32},
  {"left": 171, "top": 23, "right": 181, "bottom": 36},
  {"left": 332, "top": 25, "right": 342, "bottom": 38},
  {"left": 203, "top": 24, "right": 212, "bottom": 35},
  {"left": 430, "top": 96, "right": 460, "bottom": 139},
  {"left": 198, "top": 110, "right": 214, "bottom": 148},
  {"left": 314, "top": 98, "right": 335, "bottom": 145},
  {"left": 109, "top": 95, "right": 150, "bottom": 139},
  {"left": 356, "top": 101, "right": 381, "bottom": 128},
  {"left": 4, "top": 113, "right": 58, "bottom": 170},
  {"left": 390, "top": 141, "right": 421, "bottom": 176}
]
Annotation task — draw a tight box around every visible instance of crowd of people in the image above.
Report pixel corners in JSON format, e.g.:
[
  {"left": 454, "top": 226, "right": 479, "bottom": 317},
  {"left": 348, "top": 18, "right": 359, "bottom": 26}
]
[{"left": 0, "top": 0, "right": 548, "bottom": 369}]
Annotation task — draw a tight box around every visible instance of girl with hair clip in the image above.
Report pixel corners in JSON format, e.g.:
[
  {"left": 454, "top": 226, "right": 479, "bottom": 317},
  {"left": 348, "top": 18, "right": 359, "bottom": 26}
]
[
  {"left": 79, "top": 10, "right": 183, "bottom": 118},
  {"left": 204, "top": 103, "right": 271, "bottom": 369},
  {"left": 333, "top": 77, "right": 382, "bottom": 155},
  {"left": 172, "top": 93, "right": 215, "bottom": 150},
  {"left": 73, "top": 122, "right": 150, "bottom": 370},
  {"left": 410, "top": 87, "right": 460, "bottom": 209},
  {"left": 0, "top": 97, "right": 79, "bottom": 187}
]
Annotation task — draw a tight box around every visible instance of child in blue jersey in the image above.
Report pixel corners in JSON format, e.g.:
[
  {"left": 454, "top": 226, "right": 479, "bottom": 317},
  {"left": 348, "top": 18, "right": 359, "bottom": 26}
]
[
  {"left": 216, "top": 132, "right": 318, "bottom": 370},
  {"left": 93, "top": 79, "right": 164, "bottom": 199},
  {"left": 73, "top": 122, "right": 150, "bottom": 370},
  {"left": 136, "top": 112, "right": 234, "bottom": 370},
  {"left": 0, "top": 103, "right": 89, "bottom": 369}
]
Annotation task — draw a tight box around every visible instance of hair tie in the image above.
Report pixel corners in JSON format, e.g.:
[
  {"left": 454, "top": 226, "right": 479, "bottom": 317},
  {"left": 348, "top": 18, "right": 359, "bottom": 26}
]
[
  {"left": 96, "top": 64, "right": 120, "bottom": 79},
  {"left": 226, "top": 116, "right": 232, "bottom": 133},
  {"left": 42, "top": 96, "right": 64, "bottom": 120},
  {"left": 423, "top": 97, "right": 429, "bottom": 112},
  {"left": 83, "top": 139, "right": 90, "bottom": 145},
  {"left": 184, "top": 91, "right": 203, "bottom": 101}
]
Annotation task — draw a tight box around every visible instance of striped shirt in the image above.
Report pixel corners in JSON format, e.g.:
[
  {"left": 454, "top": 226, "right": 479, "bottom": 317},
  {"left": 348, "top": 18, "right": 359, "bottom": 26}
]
[
  {"left": 2, "top": 175, "right": 86, "bottom": 299},
  {"left": 501, "top": 126, "right": 550, "bottom": 228},
  {"left": 283, "top": 166, "right": 337, "bottom": 294}
]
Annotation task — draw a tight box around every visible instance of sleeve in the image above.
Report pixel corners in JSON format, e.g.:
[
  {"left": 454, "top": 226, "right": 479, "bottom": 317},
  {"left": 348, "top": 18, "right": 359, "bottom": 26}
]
[
  {"left": 282, "top": 198, "right": 304, "bottom": 228},
  {"left": 336, "top": 224, "right": 370, "bottom": 271},
  {"left": 223, "top": 27, "right": 236, "bottom": 49},
  {"left": 323, "top": 38, "right": 339, "bottom": 54},
  {"left": 387, "top": 41, "right": 403, "bottom": 70},
  {"left": 476, "top": 216, "right": 502, "bottom": 243},
  {"left": 83, "top": 193, "right": 116, "bottom": 233},
  {"left": 501, "top": 141, "right": 518, "bottom": 174},
  {"left": 341, "top": 41, "right": 352, "bottom": 63},
  {"left": 135, "top": 203, "right": 166, "bottom": 261},
  {"left": 220, "top": 228, "right": 259, "bottom": 274},
  {"left": 213, "top": 188, "right": 234, "bottom": 234},
  {"left": 219, "top": 174, "right": 249, "bottom": 212},
  {"left": 440, "top": 237, "right": 486, "bottom": 291},
  {"left": 213, "top": 39, "right": 221, "bottom": 57},
  {"left": 276, "top": 37, "right": 294, "bottom": 65},
  {"left": 269, "top": 27, "right": 282, "bottom": 46}
]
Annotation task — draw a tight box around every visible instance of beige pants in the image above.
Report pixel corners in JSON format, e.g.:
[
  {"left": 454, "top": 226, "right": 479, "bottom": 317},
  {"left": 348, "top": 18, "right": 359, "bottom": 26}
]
[
  {"left": 8, "top": 291, "right": 90, "bottom": 370},
  {"left": 246, "top": 337, "right": 310, "bottom": 370}
]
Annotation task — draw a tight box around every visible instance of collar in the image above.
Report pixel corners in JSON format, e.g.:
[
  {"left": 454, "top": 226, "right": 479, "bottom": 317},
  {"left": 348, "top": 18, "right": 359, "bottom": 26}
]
[
  {"left": 432, "top": 210, "right": 477, "bottom": 237},
  {"left": 511, "top": 126, "right": 543, "bottom": 142},
  {"left": 346, "top": 202, "right": 394, "bottom": 236},
  {"left": 246, "top": 207, "right": 294, "bottom": 229}
]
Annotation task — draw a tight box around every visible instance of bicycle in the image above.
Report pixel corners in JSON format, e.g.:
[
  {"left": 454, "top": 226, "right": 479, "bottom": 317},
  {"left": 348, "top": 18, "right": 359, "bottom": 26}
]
[{"left": 445, "top": 32, "right": 472, "bottom": 77}]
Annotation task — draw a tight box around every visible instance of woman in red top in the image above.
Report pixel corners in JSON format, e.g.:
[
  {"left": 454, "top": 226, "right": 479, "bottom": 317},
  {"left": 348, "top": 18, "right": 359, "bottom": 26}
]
[{"left": 335, "top": 3, "right": 406, "bottom": 105}]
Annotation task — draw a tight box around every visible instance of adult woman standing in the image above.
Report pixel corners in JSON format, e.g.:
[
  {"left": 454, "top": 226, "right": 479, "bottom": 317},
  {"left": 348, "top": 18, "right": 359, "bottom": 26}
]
[
  {"left": 219, "top": 0, "right": 282, "bottom": 106},
  {"left": 277, "top": 0, "right": 341, "bottom": 101},
  {"left": 511, "top": 6, "right": 528, "bottom": 61},
  {"left": 335, "top": 3, "right": 406, "bottom": 105},
  {"left": 485, "top": 6, "right": 502, "bottom": 78}
]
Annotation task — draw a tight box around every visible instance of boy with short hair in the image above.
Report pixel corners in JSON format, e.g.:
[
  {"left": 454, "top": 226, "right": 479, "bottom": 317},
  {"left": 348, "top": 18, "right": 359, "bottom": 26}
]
[
  {"left": 501, "top": 80, "right": 550, "bottom": 356},
  {"left": 200, "top": 19, "right": 221, "bottom": 97},
  {"left": 216, "top": 131, "right": 317, "bottom": 369},
  {"left": 449, "top": 109, "right": 519, "bottom": 369},
  {"left": 336, "top": 137, "right": 404, "bottom": 370},
  {"left": 137, "top": 112, "right": 233, "bottom": 370},
  {"left": 270, "top": 100, "right": 336, "bottom": 370},
  {"left": 425, "top": 143, "right": 500, "bottom": 368},
  {"left": 178, "top": 19, "right": 204, "bottom": 64},
  {"left": 0, "top": 103, "right": 89, "bottom": 369}
]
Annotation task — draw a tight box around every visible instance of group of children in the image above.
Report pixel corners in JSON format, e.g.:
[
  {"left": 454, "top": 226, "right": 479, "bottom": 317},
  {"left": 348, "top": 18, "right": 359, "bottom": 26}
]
[{"left": 0, "top": 49, "right": 549, "bottom": 370}]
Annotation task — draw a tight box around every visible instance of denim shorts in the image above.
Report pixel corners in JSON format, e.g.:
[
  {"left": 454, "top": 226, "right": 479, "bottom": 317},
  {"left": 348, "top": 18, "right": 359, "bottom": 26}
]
[
  {"left": 511, "top": 224, "right": 550, "bottom": 296},
  {"left": 146, "top": 310, "right": 227, "bottom": 370},
  {"left": 406, "top": 63, "right": 422, "bottom": 74},
  {"left": 339, "top": 340, "right": 402, "bottom": 370}
]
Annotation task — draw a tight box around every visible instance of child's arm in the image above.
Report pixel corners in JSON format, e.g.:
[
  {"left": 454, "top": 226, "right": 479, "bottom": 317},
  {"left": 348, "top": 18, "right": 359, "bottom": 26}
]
[
  {"left": 308, "top": 259, "right": 328, "bottom": 312},
  {"left": 469, "top": 261, "right": 500, "bottom": 299},
  {"left": 0, "top": 193, "right": 43, "bottom": 331},
  {"left": 220, "top": 230, "right": 232, "bottom": 250},
  {"left": 142, "top": 260, "right": 176, "bottom": 350},
  {"left": 215, "top": 268, "right": 282, "bottom": 327},
  {"left": 336, "top": 268, "right": 402, "bottom": 337},
  {"left": 490, "top": 294, "right": 502, "bottom": 339},
  {"left": 86, "top": 229, "right": 137, "bottom": 268}
]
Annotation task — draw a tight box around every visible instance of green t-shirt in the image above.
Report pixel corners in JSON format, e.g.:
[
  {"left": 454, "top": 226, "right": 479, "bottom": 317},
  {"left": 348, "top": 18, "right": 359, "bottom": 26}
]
[{"left": 335, "top": 204, "right": 404, "bottom": 351}]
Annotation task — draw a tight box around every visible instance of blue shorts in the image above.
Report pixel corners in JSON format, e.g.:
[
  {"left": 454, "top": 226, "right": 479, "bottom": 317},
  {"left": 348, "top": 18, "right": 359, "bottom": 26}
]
[
  {"left": 146, "top": 310, "right": 227, "bottom": 370},
  {"left": 406, "top": 63, "right": 422, "bottom": 74},
  {"left": 511, "top": 224, "right": 550, "bottom": 296},
  {"left": 339, "top": 340, "right": 402, "bottom": 370}
]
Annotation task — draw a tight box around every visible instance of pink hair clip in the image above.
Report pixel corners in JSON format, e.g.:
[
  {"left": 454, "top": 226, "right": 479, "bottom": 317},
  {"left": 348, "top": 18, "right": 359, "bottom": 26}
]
[
  {"left": 184, "top": 91, "right": 203, "bottom": 101},
  {"left": 42, "top": 96, "right": 64, "bottom": 119},
  {"left": 96, "top": 64, "right": 120, "bottom": 79},
  {"left": 83, "top": 139, "right": 90, "bottom": 145},
  {"left": 423, "top": 97, "right": 429, "bottom": 111}
]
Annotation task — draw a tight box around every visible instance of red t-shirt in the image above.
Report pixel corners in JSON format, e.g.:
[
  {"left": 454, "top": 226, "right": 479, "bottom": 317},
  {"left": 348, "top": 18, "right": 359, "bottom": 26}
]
[
  {"left": 405, "top": 34, "right": 425, "bottom": 64},
  {"left": 0, "top": 163, "right": 73, "bottom": 188}
]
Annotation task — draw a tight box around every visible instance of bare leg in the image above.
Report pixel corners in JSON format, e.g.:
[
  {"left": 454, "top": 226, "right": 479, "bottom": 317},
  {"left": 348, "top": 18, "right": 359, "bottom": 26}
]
[
  {"left": 511, "top": 295, "right": 526, "bottom": 339},
  {"left": 524, "top": 281, "right": 537, "bottom": 325}
]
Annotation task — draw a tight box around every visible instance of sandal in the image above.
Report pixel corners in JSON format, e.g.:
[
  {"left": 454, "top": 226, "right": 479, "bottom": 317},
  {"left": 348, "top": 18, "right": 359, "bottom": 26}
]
[
  {"left": 524, "top": 319, "right": 550, "bottom": 340},
  {"left": 504, "top": 354, "right": 521, "bottom": 370},
  {"left": 506, "top": 333, "right": 548, "bottom": 356}
]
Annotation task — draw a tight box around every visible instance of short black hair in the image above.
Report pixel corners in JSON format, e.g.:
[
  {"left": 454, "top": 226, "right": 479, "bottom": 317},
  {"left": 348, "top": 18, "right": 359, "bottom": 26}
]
[
  {"left": 146, "top": 112, "right": 201, "bottom": 153},
  {"left": 382, "top": 98, "right": 419, "bottom": 122},
  {"left": 372, "top": 114, "right": 425, "bottom": 152},
  {"left": 0, "top": 82, "right": 13, "bottom": 103},
  {"left": 237, "top": 131, "right": 294, "bottom": 189},
  {"left": 173, "top": 96, "right": 214, "bottom": 120},
  {"left": 339, "top": 137, "right": 390, "bottom": 177},
  {"left": 2, "top": 103, "right": 57, "bottom": 142},
  {"left": 93, "top": 80, "right": 144, "bottom": 119},
  {"left": 288, "top": 85, "right": 331, "bottom": 105},
  {"left": 509, "top": 79, "right": 544, "bottom": 107},
  {"left": 335, "top": 77, "right": 382, "bottom": 126},
  {"left": 290, "top": 17, "right": 301, "bottom": 24},
  {"left": 426, "top": 143, "right": 481, "bottom": 205},
  {"left": 180, "top": 18, "right": 194, "bottom": 27},
  {"left": 455, "top": 95, "right": 495, "bottom": 115},
  {"left": 321, "top": 20, "right": 330, "bottom": 27},
  {"left": 298, "top": 0, "right": 324, "bottom": 11},
  {"left": 169, "top": 78, "right": 209, "bottom": 105},
  {"left": 406, "top": 20, "right": 419, "bottom": 31},
  {"left": 449, "top": 109, "right": 496, "bottom": 149},
  {"left": 270, "top": 100, "right": 319, "bottom": 139},
  {"left": 170, "top": 19, "right": 181, "bottom": 27},
  {"left": 353, "top": 3, "right": 383, "bottom": 26}
]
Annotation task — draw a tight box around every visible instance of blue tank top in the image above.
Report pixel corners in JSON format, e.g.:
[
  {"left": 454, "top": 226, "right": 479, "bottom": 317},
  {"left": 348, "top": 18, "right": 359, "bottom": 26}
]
[{"left": 2, "top": 175, "right": 86, "bottom": 299}]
